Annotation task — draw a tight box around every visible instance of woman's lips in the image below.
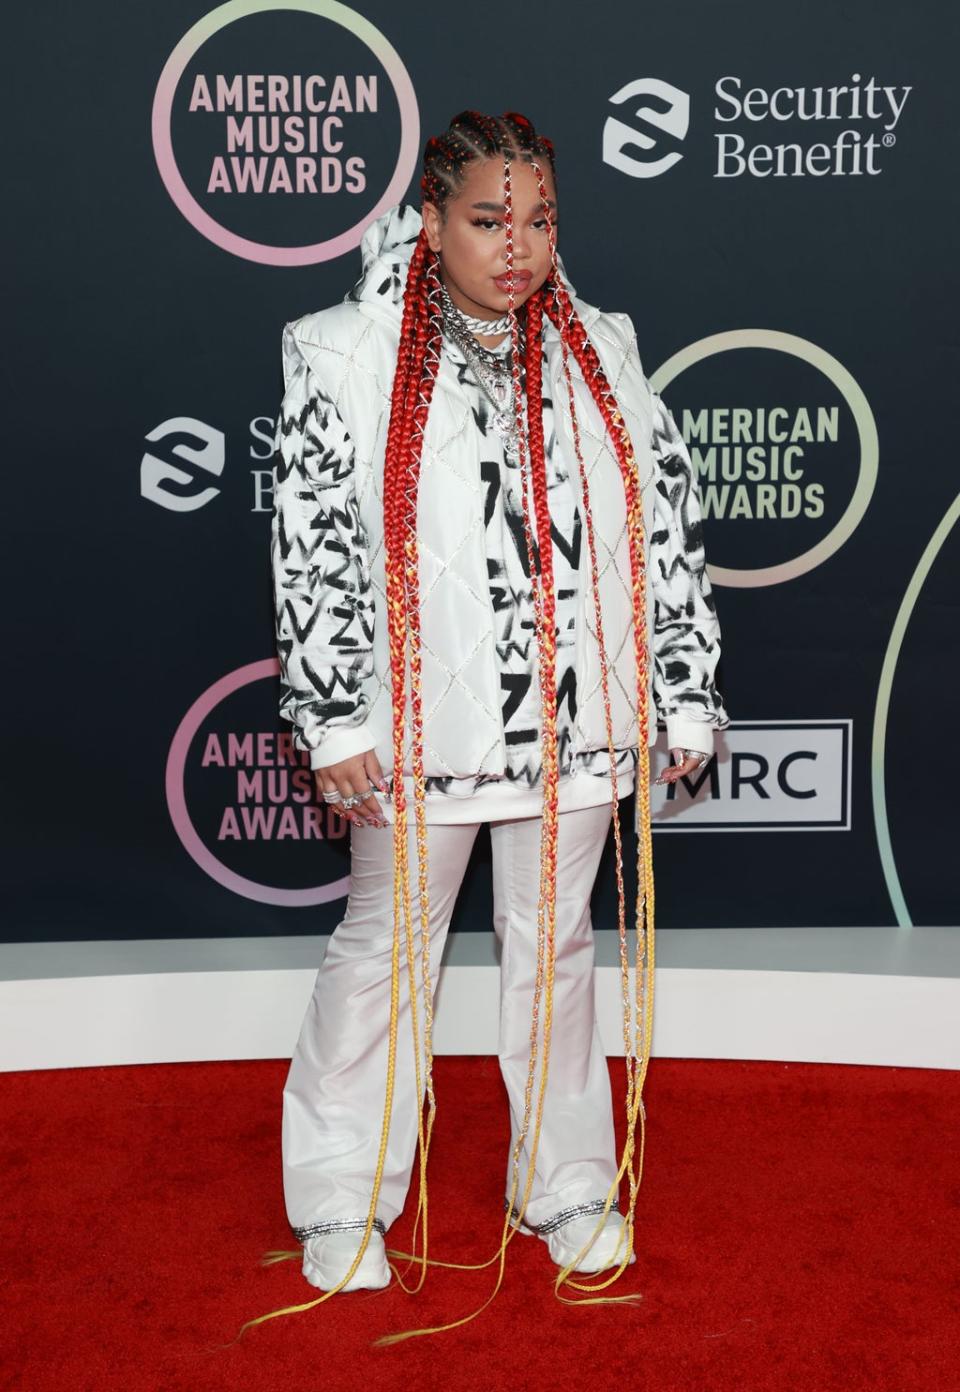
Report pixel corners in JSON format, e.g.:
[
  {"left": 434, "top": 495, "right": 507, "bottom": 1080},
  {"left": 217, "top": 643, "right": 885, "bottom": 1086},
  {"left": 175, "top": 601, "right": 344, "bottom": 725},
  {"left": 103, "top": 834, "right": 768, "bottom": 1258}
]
[{"left": 493, "top": 270, "right": 532, "bottom": 292}]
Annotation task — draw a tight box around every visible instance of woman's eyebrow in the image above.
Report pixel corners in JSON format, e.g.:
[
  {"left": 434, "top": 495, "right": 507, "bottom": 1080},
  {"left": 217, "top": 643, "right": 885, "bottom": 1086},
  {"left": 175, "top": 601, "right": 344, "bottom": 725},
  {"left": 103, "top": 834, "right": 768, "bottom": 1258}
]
[{"left": 470, "top": 199, "right": 558, "bottom": 213}]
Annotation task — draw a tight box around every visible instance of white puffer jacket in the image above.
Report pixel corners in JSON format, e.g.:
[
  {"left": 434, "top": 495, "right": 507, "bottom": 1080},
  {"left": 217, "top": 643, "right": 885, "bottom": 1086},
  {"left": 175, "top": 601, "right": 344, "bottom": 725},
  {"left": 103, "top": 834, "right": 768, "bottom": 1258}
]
[{"left": 271, "top": 203, "right": 729, "bottom": 779}]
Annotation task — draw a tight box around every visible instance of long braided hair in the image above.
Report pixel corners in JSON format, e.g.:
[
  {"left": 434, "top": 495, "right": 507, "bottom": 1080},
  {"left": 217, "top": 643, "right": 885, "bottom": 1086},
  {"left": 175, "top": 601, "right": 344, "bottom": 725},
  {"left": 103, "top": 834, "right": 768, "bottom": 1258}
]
[{"left": 241, "top": 110, "right": 657, "bottom": 1345}]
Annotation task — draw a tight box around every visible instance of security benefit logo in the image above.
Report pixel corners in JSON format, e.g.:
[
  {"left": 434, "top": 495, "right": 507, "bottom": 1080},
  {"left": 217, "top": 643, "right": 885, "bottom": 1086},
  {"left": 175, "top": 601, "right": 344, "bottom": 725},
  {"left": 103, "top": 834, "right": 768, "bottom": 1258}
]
[
  {"left": 152, "top": 0, "right": 418, "bottom": 264},
  {"left": 603, "top": 78, "right": 690, "bottom": 179},
  {"left": 650, "top": 330, "right": 878, "bottom": 589},
  {"left": 603, "top": 72, "right": 911, "bottom": 178},
  {"left": 141, "top": 418, "right": 225, "bottom": 511},
  {"left": 652, "top": 721, "right": 851, "bottom": 832},
  {"left": 141, "top": 414, "right": 277, "bottom": 512},
  {"left": 166, "top": 659, "right": 353, "bottom": 907}
]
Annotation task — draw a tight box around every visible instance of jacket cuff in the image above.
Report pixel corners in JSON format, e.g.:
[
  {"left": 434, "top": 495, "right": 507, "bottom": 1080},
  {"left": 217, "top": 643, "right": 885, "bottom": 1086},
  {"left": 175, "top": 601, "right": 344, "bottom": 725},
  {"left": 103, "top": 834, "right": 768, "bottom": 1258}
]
[
  {"left": 307, "top": 724, "right": 378, "bottom": 770},
  {"left": 665, "top": 715, "right": 715, "bottom": 759}
]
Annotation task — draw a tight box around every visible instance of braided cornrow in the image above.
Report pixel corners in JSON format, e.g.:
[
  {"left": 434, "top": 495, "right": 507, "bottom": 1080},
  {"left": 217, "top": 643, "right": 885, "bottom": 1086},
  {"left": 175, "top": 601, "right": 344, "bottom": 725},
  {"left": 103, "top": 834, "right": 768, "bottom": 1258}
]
[{"left": 420, "top": 108, "right": 557, "bottom": 214}]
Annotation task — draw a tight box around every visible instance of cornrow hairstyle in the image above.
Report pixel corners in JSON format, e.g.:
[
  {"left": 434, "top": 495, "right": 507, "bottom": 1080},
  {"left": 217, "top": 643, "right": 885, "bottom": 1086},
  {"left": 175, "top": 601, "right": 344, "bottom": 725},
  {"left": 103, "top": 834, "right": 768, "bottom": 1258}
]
[
  {"left": 420, "top": 108, "right": 556, "bottom": 214},
  {"left": 242, "top": 112, "right": 656, "bottom": 1346}
]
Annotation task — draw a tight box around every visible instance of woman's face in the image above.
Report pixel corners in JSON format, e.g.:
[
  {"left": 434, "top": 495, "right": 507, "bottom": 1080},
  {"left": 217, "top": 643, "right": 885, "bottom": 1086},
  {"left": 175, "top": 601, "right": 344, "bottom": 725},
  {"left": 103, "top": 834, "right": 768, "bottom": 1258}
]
[{"left": 422, "top": 154, "right": 558, "bottom": 322}]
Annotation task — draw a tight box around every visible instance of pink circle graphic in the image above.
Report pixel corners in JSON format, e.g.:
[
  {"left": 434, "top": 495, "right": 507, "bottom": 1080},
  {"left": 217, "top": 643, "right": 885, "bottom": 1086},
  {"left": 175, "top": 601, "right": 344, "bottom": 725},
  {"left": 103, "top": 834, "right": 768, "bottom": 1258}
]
[
  {"left": 165, "top": 657, "right": 351, "bottom": 906},
  {"left": 151, "top": 0, "right": 420, "bottom": 265}
]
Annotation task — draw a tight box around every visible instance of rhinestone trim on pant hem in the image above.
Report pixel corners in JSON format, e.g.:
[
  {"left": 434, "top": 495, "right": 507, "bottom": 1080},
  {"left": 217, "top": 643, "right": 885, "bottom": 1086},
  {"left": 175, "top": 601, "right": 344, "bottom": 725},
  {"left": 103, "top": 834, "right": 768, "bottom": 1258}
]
[
  {"left": 505, "top": 1197, "right": 618, "bottom": 1235},
  {"left": 292, "top": 1216, "right": 387, "bottom": 1242}
]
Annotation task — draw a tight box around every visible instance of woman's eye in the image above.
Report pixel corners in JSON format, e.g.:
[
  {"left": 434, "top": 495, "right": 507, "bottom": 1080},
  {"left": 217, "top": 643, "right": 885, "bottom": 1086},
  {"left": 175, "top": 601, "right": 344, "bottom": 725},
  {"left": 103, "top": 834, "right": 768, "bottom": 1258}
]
[{"left": 470, "top": 217, "right": 559, "bottom": 232}]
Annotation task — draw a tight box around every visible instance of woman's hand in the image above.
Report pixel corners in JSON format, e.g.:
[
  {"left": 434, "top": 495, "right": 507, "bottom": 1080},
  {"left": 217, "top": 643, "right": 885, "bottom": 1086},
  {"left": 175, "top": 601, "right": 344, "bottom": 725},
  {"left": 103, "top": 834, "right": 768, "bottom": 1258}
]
[
  {"left": 314, "top": 749, "right": 390, "bottom": 828},
  {"left": 654, "top": 747, "right": 710, "bottom": 786}
]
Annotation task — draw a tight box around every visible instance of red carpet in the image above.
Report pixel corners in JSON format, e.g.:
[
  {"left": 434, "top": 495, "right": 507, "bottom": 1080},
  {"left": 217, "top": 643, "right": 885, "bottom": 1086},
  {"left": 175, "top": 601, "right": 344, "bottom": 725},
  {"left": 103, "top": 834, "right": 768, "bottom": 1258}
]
[{"left": 2, "top": 1055, "right": 957, "bottom": 1391}]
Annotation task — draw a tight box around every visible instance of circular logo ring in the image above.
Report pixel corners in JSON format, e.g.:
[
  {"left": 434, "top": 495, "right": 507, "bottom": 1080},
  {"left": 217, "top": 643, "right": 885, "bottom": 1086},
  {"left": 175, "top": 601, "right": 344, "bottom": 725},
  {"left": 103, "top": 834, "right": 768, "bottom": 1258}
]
[
  {"left": 166, "top": 658, "right": 351, "bottom": 906},
  {"left": 152, "top": 0, "right": 419, "bottom": 266},
  {"left": 650, "top": 329, "right": 879, "bottom": 588}
]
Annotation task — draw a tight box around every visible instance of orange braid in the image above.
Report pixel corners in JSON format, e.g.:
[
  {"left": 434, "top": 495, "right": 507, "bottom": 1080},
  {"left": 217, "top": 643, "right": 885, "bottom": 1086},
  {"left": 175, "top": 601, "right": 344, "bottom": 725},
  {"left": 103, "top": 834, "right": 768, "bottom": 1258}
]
[
  {"left": 530, "top": 156, "right": 656, "bottom": 1298},
  {"left": 382, "top": 232, "right": 445, "bottom": 1294},
  {"left": 377, "top": 159, "right": 579, "bottom": 1347},
  {"left": 234, "top": 234, "right": 447, "bottom": 1337},
  {"left": 496, "top": 194, "right": 564, "bottom": 1259}
]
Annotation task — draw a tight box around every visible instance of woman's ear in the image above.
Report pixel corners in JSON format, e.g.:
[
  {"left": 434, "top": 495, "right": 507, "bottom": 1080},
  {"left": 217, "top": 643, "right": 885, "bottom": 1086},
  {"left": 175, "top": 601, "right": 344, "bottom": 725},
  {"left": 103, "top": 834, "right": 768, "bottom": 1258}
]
[{"left": 421, "top": 200, "right": 443, "bottom": 254}]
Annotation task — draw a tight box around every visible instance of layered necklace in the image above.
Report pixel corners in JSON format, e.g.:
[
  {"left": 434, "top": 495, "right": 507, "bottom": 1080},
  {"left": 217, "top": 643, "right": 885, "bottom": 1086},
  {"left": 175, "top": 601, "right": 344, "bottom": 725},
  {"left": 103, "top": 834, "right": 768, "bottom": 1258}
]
[{"left": 439, "top": 282, "right": 526, "bottom": 455}]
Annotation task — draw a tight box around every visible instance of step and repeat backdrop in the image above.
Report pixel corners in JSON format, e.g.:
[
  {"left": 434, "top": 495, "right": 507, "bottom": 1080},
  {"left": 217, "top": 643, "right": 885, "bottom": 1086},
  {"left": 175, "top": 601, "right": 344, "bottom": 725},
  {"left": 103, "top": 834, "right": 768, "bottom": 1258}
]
[{"left": 7, "top": 0, "right": 957, "bottom": 942}]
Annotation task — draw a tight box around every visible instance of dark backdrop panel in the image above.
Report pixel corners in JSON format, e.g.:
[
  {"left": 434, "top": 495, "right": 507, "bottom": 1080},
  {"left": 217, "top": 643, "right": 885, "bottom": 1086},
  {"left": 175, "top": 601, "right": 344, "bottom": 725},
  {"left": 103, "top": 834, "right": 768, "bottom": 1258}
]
[{"left": 5, "top": 0, "right": 957, "bottom": 939}]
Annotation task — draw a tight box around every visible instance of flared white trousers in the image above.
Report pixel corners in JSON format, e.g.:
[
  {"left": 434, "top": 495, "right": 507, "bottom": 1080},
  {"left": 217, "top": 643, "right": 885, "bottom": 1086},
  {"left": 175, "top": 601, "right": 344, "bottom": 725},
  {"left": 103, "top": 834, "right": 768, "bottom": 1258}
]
[{"left": 282, "top": 800, "right": 621, "bottom": 1242}]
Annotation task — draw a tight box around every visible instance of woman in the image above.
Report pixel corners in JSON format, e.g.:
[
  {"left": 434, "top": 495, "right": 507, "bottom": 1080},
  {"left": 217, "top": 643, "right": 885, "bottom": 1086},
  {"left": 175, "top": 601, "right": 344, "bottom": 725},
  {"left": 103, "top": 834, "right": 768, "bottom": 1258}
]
[{"left": 266, "top": 110, "right": 729, "bottom": 1326}]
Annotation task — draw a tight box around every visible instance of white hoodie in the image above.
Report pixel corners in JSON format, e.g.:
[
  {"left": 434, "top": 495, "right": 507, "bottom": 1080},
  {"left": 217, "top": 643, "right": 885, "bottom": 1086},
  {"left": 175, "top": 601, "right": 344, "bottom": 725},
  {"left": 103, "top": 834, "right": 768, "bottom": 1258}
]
[{"left": 270, "top": 203, "right": 729, "bottom": 818}]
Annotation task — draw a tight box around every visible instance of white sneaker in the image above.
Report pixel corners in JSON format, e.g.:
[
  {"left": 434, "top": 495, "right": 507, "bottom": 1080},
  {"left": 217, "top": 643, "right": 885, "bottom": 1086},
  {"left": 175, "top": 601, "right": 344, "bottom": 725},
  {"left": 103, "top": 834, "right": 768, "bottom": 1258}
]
[
  {"left": 545, "top": 1212, "right": 637, "bottom": 1275},
  {"left": 301, "top": 1228, "right": 392, "bottom": 1292}
]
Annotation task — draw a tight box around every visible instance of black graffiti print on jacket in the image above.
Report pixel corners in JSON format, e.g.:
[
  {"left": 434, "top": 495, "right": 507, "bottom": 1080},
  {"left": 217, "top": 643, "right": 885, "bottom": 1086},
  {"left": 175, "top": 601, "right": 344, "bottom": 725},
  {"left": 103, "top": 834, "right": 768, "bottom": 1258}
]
[{"left": 271, "top": 279, "right": 729, "bottom": 791}]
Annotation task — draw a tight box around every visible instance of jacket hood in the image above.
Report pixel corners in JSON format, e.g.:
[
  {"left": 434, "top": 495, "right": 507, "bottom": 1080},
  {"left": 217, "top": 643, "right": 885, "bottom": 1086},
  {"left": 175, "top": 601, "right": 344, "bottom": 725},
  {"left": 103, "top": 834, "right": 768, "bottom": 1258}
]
[{"left": 344, "top": 201, "right": 590, "bottom": 327}]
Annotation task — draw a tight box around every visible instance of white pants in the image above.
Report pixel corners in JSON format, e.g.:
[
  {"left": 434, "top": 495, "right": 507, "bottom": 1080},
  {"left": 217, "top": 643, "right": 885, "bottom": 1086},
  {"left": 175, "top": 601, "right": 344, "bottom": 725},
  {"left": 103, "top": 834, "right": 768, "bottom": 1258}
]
[{"left": 282, "top": 800, "right": 620, "bottom": 1241}]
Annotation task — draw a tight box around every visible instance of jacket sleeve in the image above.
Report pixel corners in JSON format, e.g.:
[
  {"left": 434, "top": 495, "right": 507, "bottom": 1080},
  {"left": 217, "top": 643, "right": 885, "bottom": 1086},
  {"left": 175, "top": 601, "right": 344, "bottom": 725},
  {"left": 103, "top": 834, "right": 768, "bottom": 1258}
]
[
  {"left": 270, "top": 323, "right": 378, "bottom": 771},
  {"left": 648, "top": 389, "right": 731, "bottom": 759}
]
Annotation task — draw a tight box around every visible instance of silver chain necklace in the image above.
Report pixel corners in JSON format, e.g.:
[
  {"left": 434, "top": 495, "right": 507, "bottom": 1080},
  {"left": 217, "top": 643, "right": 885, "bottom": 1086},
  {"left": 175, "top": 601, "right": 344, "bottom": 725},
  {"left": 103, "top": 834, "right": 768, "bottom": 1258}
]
[
  {"left": 440, "top": 283, "right": 525, "bottom": 454},
  {"left": 440, "top": 283, "right": 513, "bottom": 336}
]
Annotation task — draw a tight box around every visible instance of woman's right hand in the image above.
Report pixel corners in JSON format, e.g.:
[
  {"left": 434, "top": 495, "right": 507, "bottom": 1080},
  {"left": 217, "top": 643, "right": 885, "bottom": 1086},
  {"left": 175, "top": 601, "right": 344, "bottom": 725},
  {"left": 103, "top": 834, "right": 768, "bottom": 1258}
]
[{"left": 314, "top": 749, "right": 390, "bottom": 828}]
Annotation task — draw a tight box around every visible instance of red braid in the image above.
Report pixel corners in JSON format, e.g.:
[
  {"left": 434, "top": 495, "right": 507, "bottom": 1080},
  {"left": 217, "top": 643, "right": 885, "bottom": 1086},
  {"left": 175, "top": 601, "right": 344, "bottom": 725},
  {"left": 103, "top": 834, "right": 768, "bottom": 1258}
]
[
  {"left": 487, "top": 157, "right": 570, "bottom": 1307},
  {"left": 542, "top": 272, "right": 653, "bottom": 793},
  {"left": 236, "top": 233, "right": 447, "bottom": 1335},
  {"left": 380, "top": 229, "right": 447, "bottom": 1297},
  {"left": 529, "top": 157, "right": 656, "bottom": 1299}
]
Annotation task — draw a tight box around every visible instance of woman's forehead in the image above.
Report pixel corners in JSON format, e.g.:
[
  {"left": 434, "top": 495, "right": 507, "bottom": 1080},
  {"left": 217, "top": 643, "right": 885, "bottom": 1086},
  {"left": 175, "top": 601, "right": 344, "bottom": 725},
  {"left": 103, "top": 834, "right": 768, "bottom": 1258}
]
[{"left": 454, "top": 154, "right": 557, "bottom": 208}]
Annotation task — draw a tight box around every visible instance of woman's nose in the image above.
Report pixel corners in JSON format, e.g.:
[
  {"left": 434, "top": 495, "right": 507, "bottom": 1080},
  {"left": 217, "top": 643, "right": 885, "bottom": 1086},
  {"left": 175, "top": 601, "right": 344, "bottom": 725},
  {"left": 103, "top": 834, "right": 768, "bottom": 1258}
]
[{"left": 504, "top": 228, "right": 531, "bottom": 263}]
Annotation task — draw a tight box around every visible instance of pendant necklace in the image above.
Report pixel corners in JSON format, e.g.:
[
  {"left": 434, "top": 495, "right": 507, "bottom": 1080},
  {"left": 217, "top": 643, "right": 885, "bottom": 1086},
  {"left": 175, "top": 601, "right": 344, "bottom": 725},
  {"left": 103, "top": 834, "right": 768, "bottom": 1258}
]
[{"left": 440, "top": 283, "right": 526, "bottom": 455}]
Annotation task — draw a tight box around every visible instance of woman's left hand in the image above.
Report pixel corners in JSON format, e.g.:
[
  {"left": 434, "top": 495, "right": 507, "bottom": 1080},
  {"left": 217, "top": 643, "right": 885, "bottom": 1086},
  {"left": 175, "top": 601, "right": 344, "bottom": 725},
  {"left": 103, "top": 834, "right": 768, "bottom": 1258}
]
[{"left": 654, "top": 747, "right": 708, "bottom": 785}]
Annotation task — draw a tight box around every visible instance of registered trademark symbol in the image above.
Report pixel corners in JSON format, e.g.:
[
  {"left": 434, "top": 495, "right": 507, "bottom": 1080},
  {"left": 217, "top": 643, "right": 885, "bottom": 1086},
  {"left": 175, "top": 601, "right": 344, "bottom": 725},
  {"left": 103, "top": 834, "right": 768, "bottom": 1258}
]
[{"left": 882, "top": 133, "right": 896, "bottom": 147}]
